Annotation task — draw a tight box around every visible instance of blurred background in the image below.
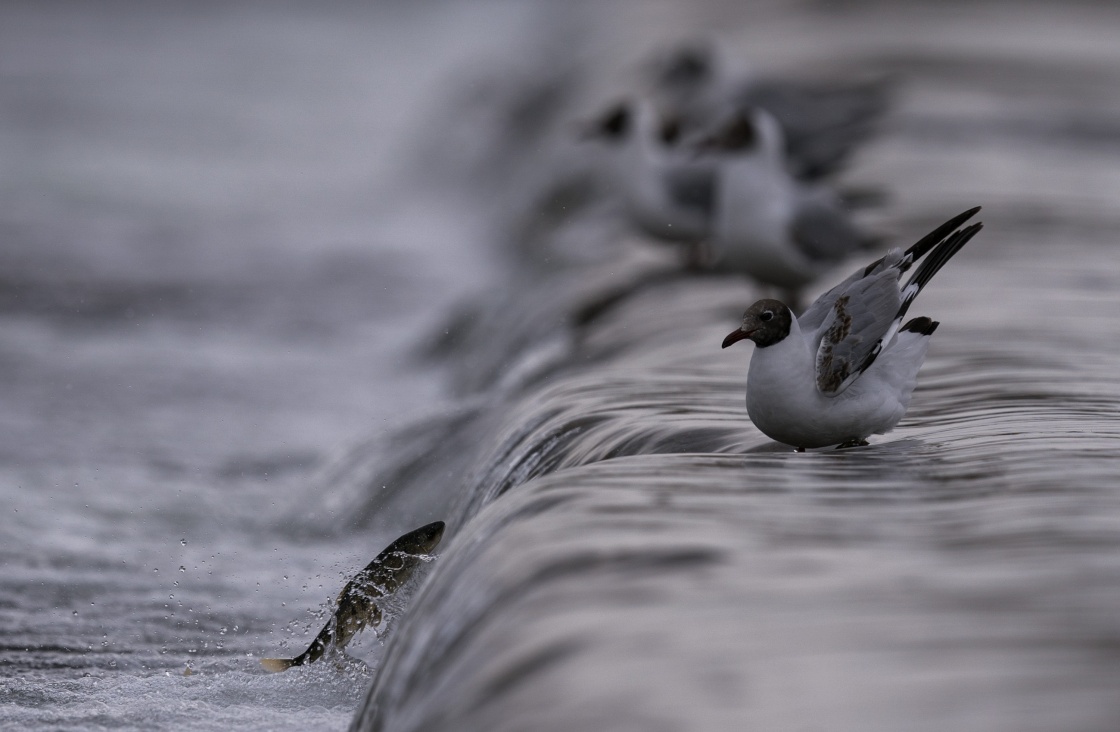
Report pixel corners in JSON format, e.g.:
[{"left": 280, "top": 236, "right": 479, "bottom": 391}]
[{"left": 2, "top": 2, "right": 1120, "bottom": 731}]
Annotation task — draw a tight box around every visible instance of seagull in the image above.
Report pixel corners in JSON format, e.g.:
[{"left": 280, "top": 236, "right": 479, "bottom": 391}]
[
  {"left": 648, "top": 40, "right": 889, "bottom": 180},
  {"left": 721, "top": 207, "right": 983, "bottom": 450},
  {"left": 695, "top": 107, "right": 872, "bottom": 307},
  {"left": 580, "top": 100, "right": 715, "bottom": 257}
]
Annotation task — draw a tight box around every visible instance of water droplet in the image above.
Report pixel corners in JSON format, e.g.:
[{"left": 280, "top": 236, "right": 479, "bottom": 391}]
[
  {"left": 180, "top": 539, "right": 187, "bottom": 546},
  {"left": 179, "top": 566, "right": 186, "bottom": 572},
  {"left": 153, "top": 568, "right": 159, "bottom": 573}
]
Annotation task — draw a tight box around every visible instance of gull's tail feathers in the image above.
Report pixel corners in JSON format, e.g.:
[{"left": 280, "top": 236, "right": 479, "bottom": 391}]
[{"left": 900, "top": 316, "right": 939, "bottom": 336}]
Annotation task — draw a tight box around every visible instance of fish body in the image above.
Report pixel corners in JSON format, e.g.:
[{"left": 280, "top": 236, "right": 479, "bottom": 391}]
[{"left": 260, "top": 520, "right": 445, "bottom": 672}]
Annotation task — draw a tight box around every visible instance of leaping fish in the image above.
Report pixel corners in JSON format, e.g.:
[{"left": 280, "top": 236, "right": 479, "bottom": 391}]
[{"left": 260, "top": 520, "right": 445, "bottom": 673}]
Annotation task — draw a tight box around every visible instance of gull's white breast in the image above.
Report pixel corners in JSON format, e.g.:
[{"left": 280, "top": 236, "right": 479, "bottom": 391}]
[{"left": 745, "top": 324, "right": 930, "bottom": 448}]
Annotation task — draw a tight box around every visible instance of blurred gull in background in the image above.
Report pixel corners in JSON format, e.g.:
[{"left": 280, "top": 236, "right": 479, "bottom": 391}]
[
  {"left": 580, "top": 98, "right": 716, "bottom": 264},
  {"left": 695, "top": 107, "right": 874, "bottom": 307},
  {"left": 648, "top": 39, "right": 891, "bottom": 180}
]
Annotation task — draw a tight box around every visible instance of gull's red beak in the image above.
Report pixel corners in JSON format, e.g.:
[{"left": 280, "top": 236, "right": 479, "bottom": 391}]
[{"left": 722, "top": 328, "right": 752, "bottom": 348}]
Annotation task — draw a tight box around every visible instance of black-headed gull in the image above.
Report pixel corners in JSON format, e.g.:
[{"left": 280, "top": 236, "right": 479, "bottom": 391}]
[
  {"left": 696, "top": 108, "right": 871, "bottom": 304},
  {"left": 721, "top": 207, "right": 983, "bottom": 450},
  {"left": 649, "top": 40, "right": 889, "bottom": 180},
  {"left": 581, "top": 100, "right": 715, "bottom": 252}
]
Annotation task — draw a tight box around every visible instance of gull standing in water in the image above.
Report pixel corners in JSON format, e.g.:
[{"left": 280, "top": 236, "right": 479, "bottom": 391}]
[
  {"left": 721, "top": 207, "right": 983, "bottom": 450},
  {"left": 696, "top": 108, "right": 872, "bottom": 309}
]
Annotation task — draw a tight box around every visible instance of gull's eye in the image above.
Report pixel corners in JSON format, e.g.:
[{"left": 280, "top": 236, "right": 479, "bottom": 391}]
[{"left": 759, "top": 311, "right": 774, "bottom": 322}]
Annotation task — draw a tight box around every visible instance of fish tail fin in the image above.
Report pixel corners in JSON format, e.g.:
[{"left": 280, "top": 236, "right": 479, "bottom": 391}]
[
  {"left": 260, "top": 657, "right": 298, "bottom": 673},
  {"left": 261, "top": 625, "right": 331, "bottom": 673}
]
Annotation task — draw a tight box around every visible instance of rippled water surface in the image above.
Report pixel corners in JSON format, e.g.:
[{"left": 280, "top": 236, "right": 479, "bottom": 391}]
[{"left": 3, "top": 2, "right": 1120, "bottom": 731}]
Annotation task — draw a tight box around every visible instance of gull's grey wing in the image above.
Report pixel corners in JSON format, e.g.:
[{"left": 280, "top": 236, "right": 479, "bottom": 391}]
[
  {"left": 812, "top": 268, "right": 903, "bottom": 395},
  {"left": 788, "top": 190, "right": 866, "bottom": 263},
  {"left": 806, "top": 208, "right": 984, "bottom": 393},
  {"left": 663, "top": 164, "right": 716, "bottom": 218},
  {"left": 802, "top": 206, "right": 981, "bottom": 329},
  {"left": 798, "top": 246, "right": 906, "bottom": 332}
]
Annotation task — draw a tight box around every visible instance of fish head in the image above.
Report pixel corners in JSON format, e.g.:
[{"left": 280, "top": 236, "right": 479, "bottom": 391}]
[{"left": 394, "top": 520, "right": 446, "bottom": 556}]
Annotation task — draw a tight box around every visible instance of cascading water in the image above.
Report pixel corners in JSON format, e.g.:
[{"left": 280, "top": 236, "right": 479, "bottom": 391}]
[
  {"left": 4, "top": 3, "right": 1120, "bottom": 732},
  {"left": 344, "top": 5, "right": 1120, "bottom": 732}
]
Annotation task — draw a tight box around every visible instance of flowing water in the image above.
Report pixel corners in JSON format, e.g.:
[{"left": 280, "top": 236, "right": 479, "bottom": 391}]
[{"left": 3, "top": 2, "right": 1120, "bottom": 731}]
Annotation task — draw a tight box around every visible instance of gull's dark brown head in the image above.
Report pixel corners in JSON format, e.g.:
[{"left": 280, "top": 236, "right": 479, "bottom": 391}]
[
  {"left": 722, "top": 299, "right": 792, "bottom": 349},
  {"left": 693, "top": 109, "right": 759, "bottom": 154},
  {"left": 658, "top": 114, "right": 684, "bottom": 146},
  {"left": 578, "top": 101, "right": 631, "bottom": 142},
  {"left": 654, "top": 43, "right": 714, "bottom": 90}
]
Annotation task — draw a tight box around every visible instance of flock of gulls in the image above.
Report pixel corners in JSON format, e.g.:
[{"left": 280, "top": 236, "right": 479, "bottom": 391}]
[
  {"left": 582, "top": 42, "right": 984, "bottom": 452},
  {"left": 260, "top": 42, "right": 985, "bottom": 672}
]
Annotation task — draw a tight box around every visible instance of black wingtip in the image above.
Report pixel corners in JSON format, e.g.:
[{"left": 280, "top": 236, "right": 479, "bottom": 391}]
[
  {"left": 889, "top": 220, "right": 981, "bottom": 335},
  {"left": 901, "top": 316, "right": 939, "bottom": 336},
  {"left": 903, "top": 206, "right": 983, "bottom": 262},
  {"left": 906, "top": 221, "right": 983, "bottom": 293}
]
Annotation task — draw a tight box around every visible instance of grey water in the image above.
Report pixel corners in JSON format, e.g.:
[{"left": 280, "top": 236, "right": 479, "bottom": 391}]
[{"left": 3, "top": 2, "right": 1120, "bottom": 732}]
